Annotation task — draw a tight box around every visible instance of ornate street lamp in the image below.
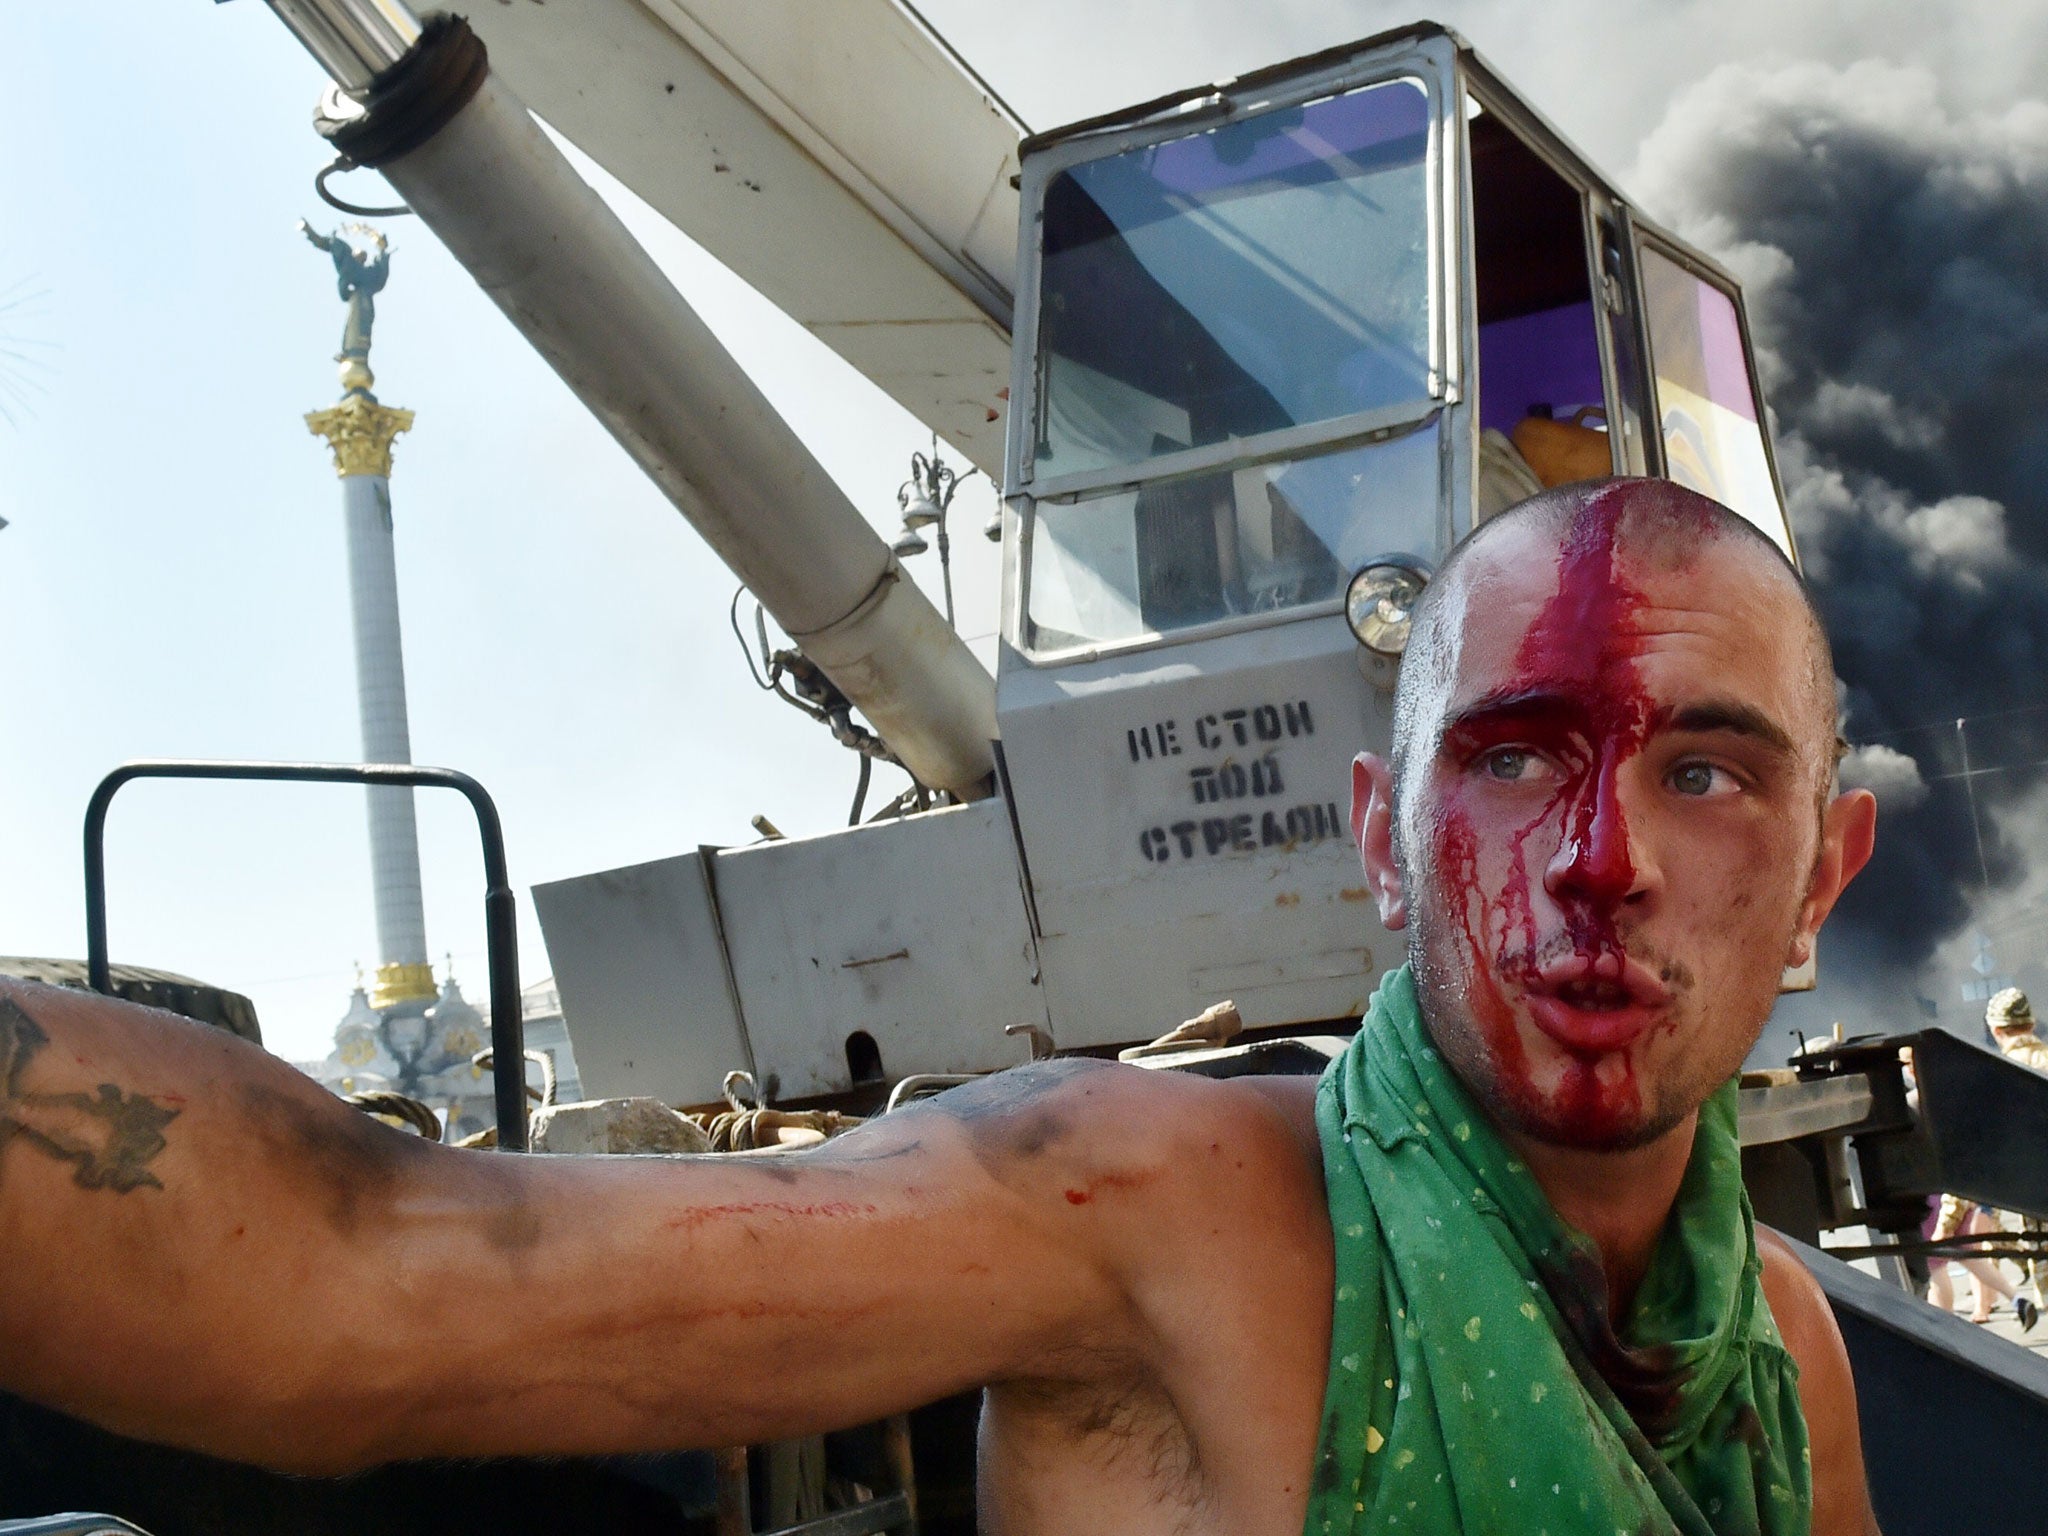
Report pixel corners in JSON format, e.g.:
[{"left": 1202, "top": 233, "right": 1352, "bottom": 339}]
[{"left": 888, "top": 442, "right": 976, "bottom": 630}]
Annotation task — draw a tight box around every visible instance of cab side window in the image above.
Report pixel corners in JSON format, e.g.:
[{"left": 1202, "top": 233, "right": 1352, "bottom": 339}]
[{"left": 1639, "top": 244, "right": 1788, "bottom": 553}]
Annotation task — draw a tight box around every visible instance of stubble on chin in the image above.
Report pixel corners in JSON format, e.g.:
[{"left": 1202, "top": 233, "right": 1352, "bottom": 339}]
[{"left": 1402, "top": 919, "right": 1717, "bottom": 1155}]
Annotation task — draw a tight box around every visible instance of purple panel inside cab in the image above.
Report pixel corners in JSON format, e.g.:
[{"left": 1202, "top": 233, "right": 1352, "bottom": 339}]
[
  {"left": 1477, "top": 302, "right": 1604, "bottom": 434},
  {"left": 1695, "top": 283, "right": 1757, "bottom": 422},
  {"left": 1145, "top": 77, "right": 1429, "bottom": 198}
]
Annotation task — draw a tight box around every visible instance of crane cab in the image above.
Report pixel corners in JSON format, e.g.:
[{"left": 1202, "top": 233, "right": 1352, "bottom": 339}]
[
  {"left": 538, "top": 23, "right": 1799, "bottom": 1104},
  {"left": 991, "top": 24, "right": 1791, "bottom": 1047},
  {"left": 1001, "top": 23, "right": 1790, "bottom": 646}
]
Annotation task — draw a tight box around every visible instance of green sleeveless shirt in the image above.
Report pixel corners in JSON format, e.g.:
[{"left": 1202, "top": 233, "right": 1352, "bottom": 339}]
[{"left": 1303, "top": 967, "right": 1810, "bottom": 1536}]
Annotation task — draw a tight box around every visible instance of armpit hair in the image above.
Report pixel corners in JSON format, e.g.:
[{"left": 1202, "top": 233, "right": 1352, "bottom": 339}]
[{"left": 997, "top": 1348, "right": 1213, "bottom": 1530}]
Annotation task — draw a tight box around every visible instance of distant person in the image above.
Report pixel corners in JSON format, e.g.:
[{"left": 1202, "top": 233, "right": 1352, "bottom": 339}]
[
  {"left": 1985, "top": 987, "right": 2048, "bottom": 1308},
  {"left": 1926, "top": 1193, "right": 2033, "bottom": 1326},
  {"left": 1987, "top": 988, "right": 2048, "bottom": 1071}
]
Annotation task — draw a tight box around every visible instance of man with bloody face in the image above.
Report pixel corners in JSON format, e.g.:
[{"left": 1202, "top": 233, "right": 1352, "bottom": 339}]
[
  {"left": 1321, "top": 476, "right": 1877, "bottom": 1533},
  {"left": 0, "top": 478, "right": 1878, "bottom": 1535},
  {"left": 1366, "top": 476, "right": 1860, "bottom": 1161}
]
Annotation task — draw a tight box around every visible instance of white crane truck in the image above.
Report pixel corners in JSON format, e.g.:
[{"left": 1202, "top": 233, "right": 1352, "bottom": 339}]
[{"left": 7, "top": 5, "right": 2047, "bottom": 1533}]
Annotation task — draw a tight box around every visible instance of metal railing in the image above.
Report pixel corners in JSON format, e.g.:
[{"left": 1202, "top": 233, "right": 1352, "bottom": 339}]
[{"left": 82, "top": 759, "right": 528, "bottom": 1151}]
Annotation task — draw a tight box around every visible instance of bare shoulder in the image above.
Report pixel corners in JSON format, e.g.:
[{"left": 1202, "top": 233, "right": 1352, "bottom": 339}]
[
  {"left": 1756, "top": 1227, "right": 1839, "bottom": 1369},
  {"left": 962, "top": 1061, "right": 1335, "bottom": 1526},
  {"left": 921, "top": 1058, "right": 1331, "bottom": 1361},
  {"left": 1756, "top": 1228, "right": 1880, "bottom": 1536},
  {"left": 919, "top": 1057, "right": 1325, "bottom": 1239}
]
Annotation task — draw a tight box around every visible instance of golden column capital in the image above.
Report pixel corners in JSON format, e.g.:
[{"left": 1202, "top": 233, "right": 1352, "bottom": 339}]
[
  {"left": 371, "top": 961, "right": 438, "bottom": 1012},
  {"left": 305, "top": 395, "right": 416, "bottom": 479}
]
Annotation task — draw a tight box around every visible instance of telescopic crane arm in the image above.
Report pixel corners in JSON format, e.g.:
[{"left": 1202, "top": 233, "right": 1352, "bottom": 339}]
[{"left": 263, "top": 0, "right": 999, "bottom": 797}]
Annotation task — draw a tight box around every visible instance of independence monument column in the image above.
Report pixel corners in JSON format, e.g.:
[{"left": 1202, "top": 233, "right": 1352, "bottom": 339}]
[{"left": 301, "top": 220, "right": 435, "bottom": 1016}]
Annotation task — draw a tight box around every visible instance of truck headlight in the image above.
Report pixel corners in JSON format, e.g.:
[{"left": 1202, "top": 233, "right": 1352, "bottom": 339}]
[{"left": 1344, "top": 558, "right": 1431, "bottom": 656}]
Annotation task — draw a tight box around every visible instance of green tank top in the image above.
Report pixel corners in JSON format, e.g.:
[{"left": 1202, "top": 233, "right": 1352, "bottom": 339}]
[{"left": 1303, "top": 967, "right": 1810, "bottom": 1536}]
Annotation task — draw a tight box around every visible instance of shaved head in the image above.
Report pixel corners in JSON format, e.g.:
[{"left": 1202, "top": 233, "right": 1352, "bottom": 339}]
[{"left": 1390, "top": 479, "right": 1840, "bottom": 847}]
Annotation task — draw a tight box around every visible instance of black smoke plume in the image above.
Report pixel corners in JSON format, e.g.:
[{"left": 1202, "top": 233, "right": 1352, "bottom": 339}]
[{"left": 1636, "top": 62, "right": 2048, "bottom": 1027}]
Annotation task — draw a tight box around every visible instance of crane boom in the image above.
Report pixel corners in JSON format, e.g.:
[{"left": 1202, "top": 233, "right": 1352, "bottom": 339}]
[
  {"left": 264, "top": 4, "right": 1000, "bottom": 794},
  {"left": 465, "top": 0, "right": 1023, "bottom": 476}
]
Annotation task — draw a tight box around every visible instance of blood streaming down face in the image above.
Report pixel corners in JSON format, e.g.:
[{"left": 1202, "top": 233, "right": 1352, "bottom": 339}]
[{"left": 1401, "top": 482, "right": 1828, "bottom": 1151}]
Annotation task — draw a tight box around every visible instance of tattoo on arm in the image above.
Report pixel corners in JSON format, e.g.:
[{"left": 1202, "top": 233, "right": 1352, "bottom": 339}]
[{"left": 0, "top": 997, "right": 179, "bottom": 1192}]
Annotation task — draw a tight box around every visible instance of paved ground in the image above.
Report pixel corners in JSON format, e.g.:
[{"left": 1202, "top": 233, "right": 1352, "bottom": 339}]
[
  {"left": 1830, "top": 1228, "right": 2048, "bottom": 1355},
  {"left": 1925, "top": 1290, "right": 2048, "bottom": 1354}
]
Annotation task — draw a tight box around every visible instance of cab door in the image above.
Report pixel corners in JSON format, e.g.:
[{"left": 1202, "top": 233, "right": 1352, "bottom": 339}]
[
  {"left": 1629, "top": 218, "right": 1796, "bottom": 557},
  {"left": 996, "top": 31, "right": 1465, "bottom": 1050}
]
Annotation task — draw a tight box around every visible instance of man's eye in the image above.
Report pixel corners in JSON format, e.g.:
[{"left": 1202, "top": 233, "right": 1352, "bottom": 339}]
[
  {"left": 1670, "top": 761, "right": 1736, "bottom": 797},
  {"left": 1481, "top": 748, "right": 1543, "bottom": 783}
]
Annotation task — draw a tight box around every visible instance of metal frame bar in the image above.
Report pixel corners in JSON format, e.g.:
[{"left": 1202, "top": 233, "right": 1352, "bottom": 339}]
[
  {"left": 82, "top": 759, "right": 528, "bottom": 1151},
  {"left": 1442, "top": 59, "right": 1482, "bottom": 544},
  {"left": 1026, "top": 397, "right": 1443, "bottom": 506},
  {"left": 695, "top": 844, "right": 764, "bottom": 1096},
  {"left": 1604, "top": 201, "right": 1660, "bottom": 478},
  {"left": 1826, "top": 1236, "right": 2048, "bottom": 1265}
]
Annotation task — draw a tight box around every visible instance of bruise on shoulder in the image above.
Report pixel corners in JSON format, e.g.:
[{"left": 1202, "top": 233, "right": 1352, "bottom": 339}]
[
  {"left": 234, "top": 1079, "right": 435, "bottom": 1238},
  {"left": 238, "top": 1078, "right": 549, "bottom": 1253},
  {"left": 924, "top": 1059, "right": 1111, "bottom": 1159},
  {"left": 907, "top": 1058, "right": 1149, "bottom": 1198}
]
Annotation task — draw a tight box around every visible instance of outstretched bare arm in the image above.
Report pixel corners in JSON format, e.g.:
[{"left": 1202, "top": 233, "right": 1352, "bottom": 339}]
[{"left": 0, "top": 978, "right": 1260, "bottom": 1475}]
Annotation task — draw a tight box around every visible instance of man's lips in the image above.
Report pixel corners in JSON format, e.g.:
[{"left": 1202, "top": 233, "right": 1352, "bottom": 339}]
[{"left": 1520, "top": 952, "right": 1674, "bottom": 1055}]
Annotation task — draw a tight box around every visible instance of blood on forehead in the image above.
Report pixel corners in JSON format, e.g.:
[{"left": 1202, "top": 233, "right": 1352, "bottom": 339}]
[
  {"left": 1423, "top": 482, "right": 1740, "bottom": 1140},
  {"left": 1395, "top": 480, "right": 1750, "bottom": 767},
  {"left": 1510, "top": 479, "right": 1734, "bottom": 680}
]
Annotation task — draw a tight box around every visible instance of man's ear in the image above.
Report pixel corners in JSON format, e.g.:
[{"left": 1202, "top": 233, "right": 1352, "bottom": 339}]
[
  {"left": 1785, "top": 788, "right": 1877, "bottom": 968},
  {"left": 1351, "top": 753, "right": 1406, "bottom": 930}
]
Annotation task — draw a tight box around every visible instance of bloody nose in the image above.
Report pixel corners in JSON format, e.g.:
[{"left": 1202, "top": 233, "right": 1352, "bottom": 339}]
[{"left": 1545, "top": 756, "right": 1638, "bottom": 906}]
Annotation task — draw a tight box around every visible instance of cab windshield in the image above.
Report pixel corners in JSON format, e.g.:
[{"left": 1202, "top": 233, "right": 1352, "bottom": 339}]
[{"left": 1025, "top": 75, "right": 1441, "bottom": 652}]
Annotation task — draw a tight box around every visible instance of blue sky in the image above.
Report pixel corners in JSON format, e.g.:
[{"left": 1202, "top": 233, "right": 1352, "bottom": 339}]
[
  {"left": 4, "top": 0, "right": 2038, "bottom": 1062},
  {"left": 0, "top": 1, "right": 1018, "bottom": 1062}
]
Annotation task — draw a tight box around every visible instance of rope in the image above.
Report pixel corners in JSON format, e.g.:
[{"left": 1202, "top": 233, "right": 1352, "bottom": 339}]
[
  {"left": 441, "top": 1049, "right": 554, "bottom": 1151},
  {"left": 451, "top": 1101, "right": 859, "bottom": 1152},
  {"left": 472, "top": 1046, "right": 557, "bottom": 1108},
  {"left": 344, "top": 1090, "right": 443, "bottom": 1141},
  {"left": 438, "top": 1058, "right": 865, "bottom": 1153},
  {"left": 688, "top": 1106, "right": 864, "bottom": 1152}
]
